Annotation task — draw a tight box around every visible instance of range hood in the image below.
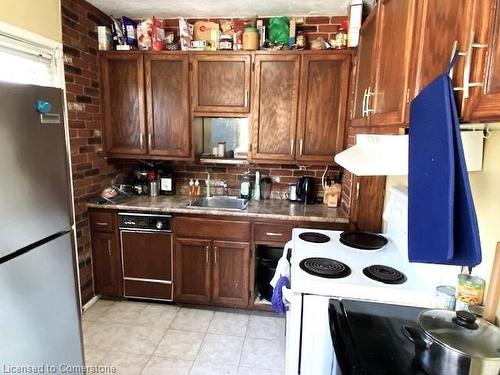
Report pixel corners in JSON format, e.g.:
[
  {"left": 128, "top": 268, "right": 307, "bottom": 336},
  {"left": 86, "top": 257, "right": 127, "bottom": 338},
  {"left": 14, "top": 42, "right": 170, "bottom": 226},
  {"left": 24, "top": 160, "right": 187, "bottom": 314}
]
[{"left": 334, "top": 132, "right": 484, "bottom": 176}]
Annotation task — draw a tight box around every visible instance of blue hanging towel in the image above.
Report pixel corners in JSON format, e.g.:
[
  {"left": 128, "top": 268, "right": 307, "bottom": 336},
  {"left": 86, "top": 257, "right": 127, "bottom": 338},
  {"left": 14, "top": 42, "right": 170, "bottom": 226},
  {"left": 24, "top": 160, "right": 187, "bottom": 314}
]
[{"left": 408, "top": 52, "right": 481, "bottom": 267}]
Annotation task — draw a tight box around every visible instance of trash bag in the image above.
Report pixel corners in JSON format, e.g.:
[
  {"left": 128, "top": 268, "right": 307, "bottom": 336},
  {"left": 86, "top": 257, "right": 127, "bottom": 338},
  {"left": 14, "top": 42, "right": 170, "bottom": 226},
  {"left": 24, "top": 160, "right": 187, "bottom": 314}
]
[{"left": 268, "top": 17, "right": 289, "bottom": 45}]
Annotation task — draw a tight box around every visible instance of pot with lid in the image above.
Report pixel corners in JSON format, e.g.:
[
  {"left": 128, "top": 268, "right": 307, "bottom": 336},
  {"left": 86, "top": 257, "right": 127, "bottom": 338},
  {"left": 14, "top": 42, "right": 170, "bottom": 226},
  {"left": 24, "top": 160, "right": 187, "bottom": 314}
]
[{"left": 402, "top": 309, "right": 500, "bottom": 375}]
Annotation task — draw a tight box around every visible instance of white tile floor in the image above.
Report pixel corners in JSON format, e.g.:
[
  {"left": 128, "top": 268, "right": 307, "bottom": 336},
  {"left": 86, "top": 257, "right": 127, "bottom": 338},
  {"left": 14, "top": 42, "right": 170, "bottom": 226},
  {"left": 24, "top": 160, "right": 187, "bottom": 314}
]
[{"left": 82, "top": 299, "right": 285, "bottom": 375}]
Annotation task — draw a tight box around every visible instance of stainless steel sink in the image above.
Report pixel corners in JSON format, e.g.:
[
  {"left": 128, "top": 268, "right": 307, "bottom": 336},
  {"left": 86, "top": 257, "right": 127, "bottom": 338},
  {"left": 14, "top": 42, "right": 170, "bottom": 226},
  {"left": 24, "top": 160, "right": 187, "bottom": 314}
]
[{"left": 187, "top": 196, "right": 249, "bottom": 211}]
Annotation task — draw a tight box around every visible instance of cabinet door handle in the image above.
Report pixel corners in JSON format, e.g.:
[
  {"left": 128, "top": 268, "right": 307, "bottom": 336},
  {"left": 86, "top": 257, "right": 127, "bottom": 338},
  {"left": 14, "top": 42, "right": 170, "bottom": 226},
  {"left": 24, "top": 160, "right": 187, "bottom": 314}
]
[
  {"left": 244, "top": 89, "right": 249, "bottom": 107},
  {"left": 95, "top": 222, "right": 108, "bottom": 227},
  {"left": 139, "top": 133, "right": 145, "bottom": 150},
  {"left": 148, "top": 133, "right": 152, "bottom": 150},
  {"left": 107, "top": 242, "right": 111, "bottom": 257},
  {"left": 462, "top": 31, "right": 488, "bottom": 99},
  {"left": 214, "top": 247, "right": 218, "bottom": 263},
  {"left": 299, "top": 139, "right": 303, "bottom": 155},
  {"left": 361, "top": 88, "right": 368, "bottom": 117},
  {"left": 205, "top": 246, "right": 209, "bottom": 264},
  {"left": 266, "top": 232, "right": 284, "bottom": 237},
  {"left": 365, "top": 87, "right": 374, "bottom": 115},
  {"left": 290, "top": 139, "right": 295, "bottom": 156}
]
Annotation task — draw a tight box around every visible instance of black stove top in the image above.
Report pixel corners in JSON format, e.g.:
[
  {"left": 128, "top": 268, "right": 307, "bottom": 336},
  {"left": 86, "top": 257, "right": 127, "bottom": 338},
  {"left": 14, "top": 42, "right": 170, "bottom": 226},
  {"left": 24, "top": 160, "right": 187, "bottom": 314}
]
[
  {"left": 299, "top": 232, "right": 331, "bottom": 243},
  {"left": 299, "top": 257, "right": 351, "bottom": 278},
  {"left": 363, "top": 265, "right": 407, "bottom": 284}
]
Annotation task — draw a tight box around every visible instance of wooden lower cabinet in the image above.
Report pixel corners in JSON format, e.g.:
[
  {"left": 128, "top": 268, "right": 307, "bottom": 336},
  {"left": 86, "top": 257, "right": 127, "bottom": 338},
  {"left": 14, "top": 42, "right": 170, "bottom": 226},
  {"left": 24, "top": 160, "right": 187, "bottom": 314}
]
[
  {"left": 174, "top": 238, "right": 250, "bottom": 308},
  {"left": 89, "top": 210, "right": 122, "bottom": 297},
  {"left": 91, "top": 232, "right": 121, "bottom": 296},
  {"left": 212, "top": 241, "right": 250, "bottom": 307},
  {"left": 174, "top": 238, "right": 212, "bottom": 304}
]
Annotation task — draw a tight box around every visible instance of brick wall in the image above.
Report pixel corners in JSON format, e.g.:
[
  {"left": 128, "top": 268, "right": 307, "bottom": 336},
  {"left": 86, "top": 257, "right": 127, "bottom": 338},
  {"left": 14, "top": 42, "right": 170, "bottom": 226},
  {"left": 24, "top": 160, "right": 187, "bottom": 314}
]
[
  {"left": 157, "top": 16, "right": 348, "bottom": 47},
  {"left": 162, "top": 161, "right": 338, "bottom": 198},
  {"left": 61, "top": 5, "right": 349, "bottom": 305},
  {"left": 61, "top": 0, "right": 115, "bottom": 305}
]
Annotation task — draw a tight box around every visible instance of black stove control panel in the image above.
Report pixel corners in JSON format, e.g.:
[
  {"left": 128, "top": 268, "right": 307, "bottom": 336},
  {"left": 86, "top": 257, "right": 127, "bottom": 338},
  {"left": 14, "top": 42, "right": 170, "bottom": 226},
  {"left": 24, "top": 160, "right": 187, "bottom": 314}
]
[{"left": 118, "top": 212, "right": 172, "bottom": 232}]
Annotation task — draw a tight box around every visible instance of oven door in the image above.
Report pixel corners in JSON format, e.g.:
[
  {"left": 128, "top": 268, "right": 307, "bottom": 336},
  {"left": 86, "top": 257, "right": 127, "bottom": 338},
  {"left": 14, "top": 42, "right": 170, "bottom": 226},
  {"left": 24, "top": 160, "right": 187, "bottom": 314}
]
[
  {"left": 301, "top": 294, "right": 342, "bottom": 375},
  {"left": 283, "top": 287, "right": 302, "bottom": 375}
]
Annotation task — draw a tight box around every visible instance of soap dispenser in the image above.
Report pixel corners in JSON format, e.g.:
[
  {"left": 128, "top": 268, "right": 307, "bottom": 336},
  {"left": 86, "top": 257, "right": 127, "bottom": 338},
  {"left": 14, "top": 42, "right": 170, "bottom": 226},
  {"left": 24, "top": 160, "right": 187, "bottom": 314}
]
[{"left": 240, "top": 171, "right": 251, "bottom": 200}]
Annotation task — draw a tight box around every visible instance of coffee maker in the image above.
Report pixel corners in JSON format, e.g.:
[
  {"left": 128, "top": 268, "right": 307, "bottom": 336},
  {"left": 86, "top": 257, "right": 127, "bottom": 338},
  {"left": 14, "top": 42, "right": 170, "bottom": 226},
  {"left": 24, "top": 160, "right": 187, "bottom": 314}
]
[{"left": 296, "top": 176, "right": 315, "bottom": 204}]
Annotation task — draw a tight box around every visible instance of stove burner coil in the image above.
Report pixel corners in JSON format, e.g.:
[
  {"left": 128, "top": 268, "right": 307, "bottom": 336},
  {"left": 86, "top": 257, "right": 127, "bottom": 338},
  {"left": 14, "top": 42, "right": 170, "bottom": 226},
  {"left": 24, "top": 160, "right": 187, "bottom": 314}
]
[
  {"left": 363, "top": 265, "right": 407, "bottom": 284},
  {"left": 339, "top": 231, "right": 388, "bottom": 250},
  {"left": 299, "top": 232, "right": 331, "bottom": 243},
  {"left": 299, "top": 257, "right": 351, "bottom": 278}
]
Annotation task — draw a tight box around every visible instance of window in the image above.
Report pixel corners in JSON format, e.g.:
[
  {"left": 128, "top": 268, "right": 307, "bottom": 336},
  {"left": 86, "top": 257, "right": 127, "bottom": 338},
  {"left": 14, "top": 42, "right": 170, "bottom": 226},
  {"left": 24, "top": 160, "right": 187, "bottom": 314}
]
[{"left": 0, "top": 30, "right": 61, "bottom": 88}]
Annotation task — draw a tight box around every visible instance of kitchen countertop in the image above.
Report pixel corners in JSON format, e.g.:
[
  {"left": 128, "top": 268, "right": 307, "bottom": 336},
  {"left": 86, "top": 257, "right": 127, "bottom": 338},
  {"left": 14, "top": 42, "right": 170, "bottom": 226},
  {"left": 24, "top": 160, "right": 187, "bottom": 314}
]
[{"left": 87, "top": 195, "right": 349, "bottom": 223}]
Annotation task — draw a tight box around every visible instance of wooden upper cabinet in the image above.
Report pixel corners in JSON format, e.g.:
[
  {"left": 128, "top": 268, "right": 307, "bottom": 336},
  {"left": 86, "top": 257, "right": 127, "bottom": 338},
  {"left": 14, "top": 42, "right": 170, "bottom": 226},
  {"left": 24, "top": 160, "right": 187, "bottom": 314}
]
[
  {"left": 101, "top": 53, "right": 146, "bottom": 156},
  {"left": 297, "top": 53, "right": 350, "bottom": 162},
  {"left": 463, "top": 0, "right": 500, "bottom": 121},
  {"left": 251, "top": 54, "right": 300, "bottom": 161},
  {"left": 412, "top": 0, "right": 475, "bottom": 112},
  {"left": 370, "top": 0, "right": 416, "bottom": 125},
  {"left": 351, "top": 11, "right": 378, "bottom": 127},
  {"left": 174, "top": 238, "right": 211, "bottom": 304},
  {"left": 191, "top": 53, "right": 251, "bottom": 114},
  {"left": 211, "top": 241, "right": 250, "bottom": 307},
  {"left": 145, "top": 54, "right": 191, "bottom": 158}
]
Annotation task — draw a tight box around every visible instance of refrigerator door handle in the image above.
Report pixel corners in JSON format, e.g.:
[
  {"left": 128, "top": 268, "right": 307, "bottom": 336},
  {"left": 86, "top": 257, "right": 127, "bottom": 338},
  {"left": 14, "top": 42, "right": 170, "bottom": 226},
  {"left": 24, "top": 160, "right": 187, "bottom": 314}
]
[{"left": 39, "top": 113, "right": 61, "bottom": 124}]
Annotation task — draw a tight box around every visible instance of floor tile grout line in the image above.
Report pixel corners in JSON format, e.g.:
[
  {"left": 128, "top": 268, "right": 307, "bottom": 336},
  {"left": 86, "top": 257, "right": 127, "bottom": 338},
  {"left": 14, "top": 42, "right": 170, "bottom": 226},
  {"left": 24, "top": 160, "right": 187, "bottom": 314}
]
[{"left": 149, "top": 306, "right": 180, "bottom": 357}]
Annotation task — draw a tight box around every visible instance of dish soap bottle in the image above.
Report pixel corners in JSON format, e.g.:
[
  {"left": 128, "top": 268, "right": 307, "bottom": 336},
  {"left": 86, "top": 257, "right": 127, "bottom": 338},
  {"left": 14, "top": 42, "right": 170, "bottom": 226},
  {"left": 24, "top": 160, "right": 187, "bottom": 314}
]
[
  {"left": 240, "top": 172, "right": 251, "bottom": 200},
  {"left": 253, "top": 171, "right": 260, "bottom": 201}
]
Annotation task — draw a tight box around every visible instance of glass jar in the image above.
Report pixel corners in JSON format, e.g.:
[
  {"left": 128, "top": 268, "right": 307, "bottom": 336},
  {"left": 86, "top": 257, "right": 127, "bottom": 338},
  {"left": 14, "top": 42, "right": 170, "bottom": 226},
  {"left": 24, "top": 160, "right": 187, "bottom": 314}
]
[
  {"left": 296, "top": 31, "right": 306, "bottom": 49},
  {"left": 243, "top": 27, "right": 259, "bottom": 50},
  {"left": 219, "top": 34, "right": 233, "bottom": 50}
]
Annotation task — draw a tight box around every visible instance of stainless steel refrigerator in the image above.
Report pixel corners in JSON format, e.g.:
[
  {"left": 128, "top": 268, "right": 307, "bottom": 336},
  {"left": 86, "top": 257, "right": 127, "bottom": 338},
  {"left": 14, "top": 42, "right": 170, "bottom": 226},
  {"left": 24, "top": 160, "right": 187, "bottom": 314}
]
[{"left": 0, "top": 82, "right": 84, "bottom": 371}]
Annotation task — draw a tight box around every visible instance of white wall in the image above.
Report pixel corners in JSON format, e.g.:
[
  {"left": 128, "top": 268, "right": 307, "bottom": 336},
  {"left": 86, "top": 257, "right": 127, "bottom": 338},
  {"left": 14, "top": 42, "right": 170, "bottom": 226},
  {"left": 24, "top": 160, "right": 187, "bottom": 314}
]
[
  {"left": 0, "top": 0, "right": 62, "bottom": 42},
  {"left": 385, "top": 123, "right": 500, "bottom": 318}
]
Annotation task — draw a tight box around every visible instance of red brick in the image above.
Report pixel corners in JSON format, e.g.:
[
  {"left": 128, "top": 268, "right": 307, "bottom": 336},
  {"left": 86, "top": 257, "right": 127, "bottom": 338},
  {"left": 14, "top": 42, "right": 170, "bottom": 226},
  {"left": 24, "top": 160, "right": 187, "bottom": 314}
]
[
  {"left": 305, "top": 16, "right": 331, "bottom": 25},
  {"left": 330, "top": 16, "right": 348, "bottom": 24},
  {"left": 270, "top": 169, "right": 293, "bottom": 176},
  {"left": 66, "top": 83, "right": 84, "bottom": 94},
  {"left": 319, "top": 24, "right": 341, "bottom": 33},
  {"left": 74, "top": 75, "right": 91, "bottom": 86},
  {"left": 62, "top": 25, "right": 80, "bottom": 40},
  {"left": 68, "top": 120, "right": 86, "bottom": 128}
]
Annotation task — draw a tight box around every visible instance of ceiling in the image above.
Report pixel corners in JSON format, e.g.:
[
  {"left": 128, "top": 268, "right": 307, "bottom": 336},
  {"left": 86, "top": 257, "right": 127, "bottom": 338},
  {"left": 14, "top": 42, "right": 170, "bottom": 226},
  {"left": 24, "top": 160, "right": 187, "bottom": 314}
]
[{"left": 86, "top": 0, "right": 351, "bottom": 19}]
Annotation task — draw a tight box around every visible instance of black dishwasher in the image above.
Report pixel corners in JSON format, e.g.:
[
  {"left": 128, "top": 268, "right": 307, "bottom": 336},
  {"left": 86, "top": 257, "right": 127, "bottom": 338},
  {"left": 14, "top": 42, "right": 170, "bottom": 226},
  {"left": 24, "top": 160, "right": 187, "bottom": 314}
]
[{"left": 119, "top": 212, "right": 173, "bottom": 301}]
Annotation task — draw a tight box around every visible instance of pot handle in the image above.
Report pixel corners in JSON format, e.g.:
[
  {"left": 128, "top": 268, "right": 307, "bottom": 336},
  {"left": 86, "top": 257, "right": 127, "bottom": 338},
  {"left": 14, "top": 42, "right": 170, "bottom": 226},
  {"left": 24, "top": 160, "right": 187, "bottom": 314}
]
[{"left": 401, "top": 326, "right": 429, "bottom": 350}]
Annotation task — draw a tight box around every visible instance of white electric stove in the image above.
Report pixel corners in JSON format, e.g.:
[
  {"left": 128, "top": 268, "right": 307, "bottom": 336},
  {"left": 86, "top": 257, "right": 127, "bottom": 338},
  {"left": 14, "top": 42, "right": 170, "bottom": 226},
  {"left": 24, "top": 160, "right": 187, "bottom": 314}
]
[
  {"left": 284, "top": 228, "right": 443, "bottom": 375},
  {"left": 283, "top": 188, "right": 459, "bottom": 375}
]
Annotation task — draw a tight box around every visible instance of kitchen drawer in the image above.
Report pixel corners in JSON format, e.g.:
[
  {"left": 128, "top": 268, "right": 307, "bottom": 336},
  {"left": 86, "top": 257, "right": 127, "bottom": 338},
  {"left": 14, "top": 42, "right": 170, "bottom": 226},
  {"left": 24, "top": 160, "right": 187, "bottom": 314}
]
[
  {"left": 254, "top": 222, "right": 294, "bottom": 243},
  {"left": 89, "top": 211, "right": 115, "bottom": 233},
  {"left": 174, "top": 217, "right": 251, "bottom": 241},
  {"left": 124, "top": 279, "right": 173, "bottom": 301}
]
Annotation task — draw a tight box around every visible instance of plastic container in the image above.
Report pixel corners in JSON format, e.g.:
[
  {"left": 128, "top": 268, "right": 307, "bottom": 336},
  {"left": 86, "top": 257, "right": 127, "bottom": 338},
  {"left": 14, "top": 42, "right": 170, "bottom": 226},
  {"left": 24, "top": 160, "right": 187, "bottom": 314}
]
[{"left": 243, "top": 27, "right": 259, "bottom": 50}]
